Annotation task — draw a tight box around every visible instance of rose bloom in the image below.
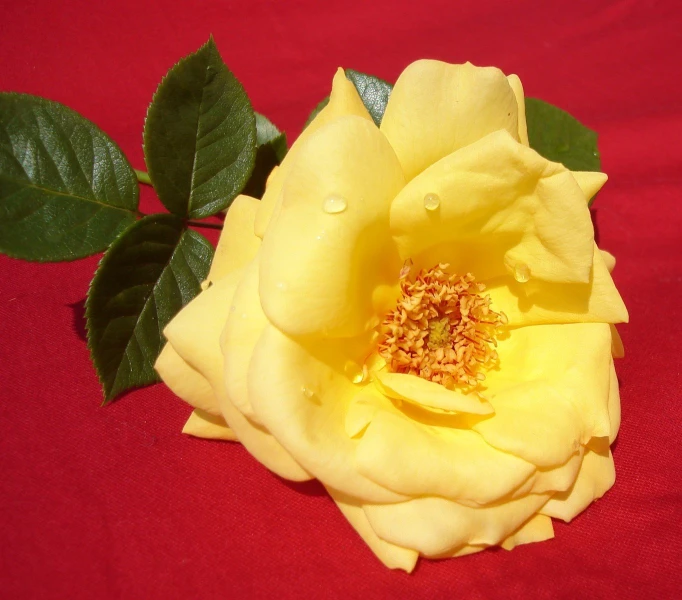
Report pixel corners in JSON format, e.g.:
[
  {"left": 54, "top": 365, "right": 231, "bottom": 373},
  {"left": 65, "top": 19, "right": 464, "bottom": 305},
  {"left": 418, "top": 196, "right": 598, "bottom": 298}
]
[{"left": 156, "top": 60, "right": 628, "bottom": 571}]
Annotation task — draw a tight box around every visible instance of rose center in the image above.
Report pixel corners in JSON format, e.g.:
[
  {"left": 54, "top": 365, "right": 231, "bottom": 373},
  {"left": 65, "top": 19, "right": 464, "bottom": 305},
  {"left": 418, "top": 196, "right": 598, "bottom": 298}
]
[{"left": 378, "top": 263, "right": 507, "bottom": 389}]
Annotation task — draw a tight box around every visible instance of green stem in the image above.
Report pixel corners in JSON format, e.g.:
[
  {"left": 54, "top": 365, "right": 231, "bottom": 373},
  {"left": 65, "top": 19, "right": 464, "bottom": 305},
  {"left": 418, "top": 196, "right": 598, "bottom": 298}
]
[
  {"left": 135, "top": 169, "right": 152, "bottom": 186},
  {"left": 187, "top": 220, "right": 223, "bottom": 230}
]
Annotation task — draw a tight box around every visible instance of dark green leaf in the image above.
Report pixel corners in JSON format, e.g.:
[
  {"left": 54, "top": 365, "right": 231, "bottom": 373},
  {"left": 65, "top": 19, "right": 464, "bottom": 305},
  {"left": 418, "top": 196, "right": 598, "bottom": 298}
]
[
  {"left": 143, "top": 36, "right": 257, "bottom": 219},
  {"left": 242, "top": 113, "right": 288, "bottom": 199},
  {"left": 255, "top": 113, "right": 287, "bottom": 162},
  {"left": 0, "top": 93, "right": 138, "bottom": 262},
  {"left": 525, "top": 97, "right": 601, "bottom": 173},
  {"left": 86, "top": 214, "right": 213, "bottom": 402},
  {"left": 345, "top": 69, "right": 392, "bottom": 127}
]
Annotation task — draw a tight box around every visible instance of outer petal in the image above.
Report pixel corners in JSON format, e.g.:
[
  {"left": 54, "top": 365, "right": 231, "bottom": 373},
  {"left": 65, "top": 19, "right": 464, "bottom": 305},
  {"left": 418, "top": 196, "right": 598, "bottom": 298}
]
[
  {"left": 500, "top": 514, "right": 554, "bottom": 551},
  {"left": 355, "top": 408, "right": 536, "bottom": 506},
  {"left": 248, "top": 324, "right": 406, "bottom": 503},
  {"left": 155, "top": 342, "right": 218, "bottom": 415},
  {"left": 163, "top": 271, "right": 243, "bottom": 391},
  {"left": 507, "top": 74, "right": 529, "bottom": 146},
  {"left": 254, "top": 69, "right": 373, "bottom": 238},
  {"left": 540, "top": 438, "right": 616, "bottom": 521},
  {"left": 572, "top": 171, "right": 608, "bottom": 203},
  {"left": 363, "top": 493, "right": 549, "bottom": 557},
  {"left": 259, "top": 115, "right": 405, "bottom": 338},
  {"left": 390, "top": 131, "right": 594, "bottom": 284},
  {"left": 381, "top": 60, "right": 520, "bottom": 180},
  {"left": 486, "top": 244, "right": 628, "bottom": 326},
  {"left": 607, "top": 358, "right": 621, "bottom": 443},
  {"left": 161, "top": 270, "right": 310, "bottom": 482},
  {"left": 221, "top": 256, "right": 268, "bottom": 422},
  {"left": 480, "top": 322, "right": 615, "bottom": 454},
  {"left": 206, "top": 195, "right": 261, "bottom": 284},
  {"left": 183, "top": 409, "right": 238, "bottom": 441},
  {"left": 327, "top": 488, "right": 419, "bottom": 572}
]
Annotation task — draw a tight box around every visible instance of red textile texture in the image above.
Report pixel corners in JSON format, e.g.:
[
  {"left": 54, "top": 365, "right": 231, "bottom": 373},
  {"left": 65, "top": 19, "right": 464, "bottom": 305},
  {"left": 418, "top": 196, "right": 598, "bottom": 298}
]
[{"left": 1, "top": 1, "right": 681, "bottom": 598}]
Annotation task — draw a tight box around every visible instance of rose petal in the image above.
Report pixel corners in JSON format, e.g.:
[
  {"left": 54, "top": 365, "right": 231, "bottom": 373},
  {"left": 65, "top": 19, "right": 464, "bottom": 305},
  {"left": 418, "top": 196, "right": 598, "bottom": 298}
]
[
  {"left": 248, "top": 324, "right": 407, "bottom": 503},
  {"left": 507, "top": 74, "right": 529, "bottom": 146},
  {"left": 485, "top": 244, "right": 628, "bottom": 326},
  {"left": 164, "top": 271, "right": 242, "bottom": 390},
  {"left": 327, "top": 487, "right": 419, "bottom": 572},
  {"left": 221, "top": 256, "right": 268, "bottom": 422},
  {"left": 540, "top": 438, "right": 616, "bottom": 522},
  {"left": 381, "top": 60, "right": 520, "bottom": 180},
  {"left": 607, "top": 358, "right": 621, "bottom": 443},
  {"left": 480, "top": 322, "right": 614, "bottom": 458},
  {"left": 374, "top": 371, "right": 494, "bottom": 415},
  {"left": 363, "top": 493, "right": 549, "bottom": 557},
  {"left": 572, "top": 171, "right": 608, "bottom": 203},
  {"left": 161, "top": 270, "right": 310, "bottom": 482},
  {"left": 254, "top": 68, "right": 373, "bottom": 238},
  {"left": 259, "top": 115, "right": 405, "bottom": 338},
  {"left": 355, "top": 408, "right": 536, "bottom": 506},
  {"left": 389, "top": 130, "right": 594, "bottom": 285},
  {"left": 155, "top": 342, "right": 219, "bottom": 415},
  {"left": 500, "top": 514, "right": 554, "bottom": 551},
  {"left": 182, "top": 409, "right": 238, "bottom": 441},
  {"left": 206, "top": 195, "right": 261, "bottom": 284}
]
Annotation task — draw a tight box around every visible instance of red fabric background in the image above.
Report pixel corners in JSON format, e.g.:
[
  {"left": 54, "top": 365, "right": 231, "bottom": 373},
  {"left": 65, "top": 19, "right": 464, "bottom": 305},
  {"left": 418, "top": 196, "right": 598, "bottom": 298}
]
[{"left": 1, "top": 1, "right": 681, "bottom": 597}]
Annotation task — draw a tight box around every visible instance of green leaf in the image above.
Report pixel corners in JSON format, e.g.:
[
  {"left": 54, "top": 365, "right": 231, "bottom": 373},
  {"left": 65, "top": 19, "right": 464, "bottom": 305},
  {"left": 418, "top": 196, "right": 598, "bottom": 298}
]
[
  {"left": 345, "top": 69, "right": 392, "bottom": 127},
  {"left": 143, "top": 36, "right": 257, "bottom": 219},
  {"left": 242, "top": 113, "right": 287, "bottom": 199},
  {"left": 86, "top": 214, "right": 213, "bottom": 403},
  {"left": 0, "top": 93, "right": 138, "bottom": 262},
  {"left": 525, "top": 97, "right": 601, "bottom": 173}
]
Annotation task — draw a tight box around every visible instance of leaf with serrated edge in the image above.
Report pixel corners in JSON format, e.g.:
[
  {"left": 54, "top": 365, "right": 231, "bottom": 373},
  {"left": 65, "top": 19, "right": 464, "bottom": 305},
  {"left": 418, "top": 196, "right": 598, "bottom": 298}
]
[
  {"left": 526, "top": 97, "right": 601, "bottom": 173},
  {"left": 345, "top": 69, "right": 392, "bottom": 127},
  {"left": 0, "top": 93, "right": 138, "bottom": 262},
  {"left": 242, "top": 113, "right": 288, "bottom": 199},
  {"left": 143, "top": 37, "right": 256, "bottom": 219},
  {"left": 86, "top": 214, "right": 213, "bottom": 402}
]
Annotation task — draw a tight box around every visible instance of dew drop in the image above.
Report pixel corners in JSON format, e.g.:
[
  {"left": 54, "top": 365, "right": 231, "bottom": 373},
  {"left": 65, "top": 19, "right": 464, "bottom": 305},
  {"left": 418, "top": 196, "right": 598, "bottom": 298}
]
[
  {"left": 301, "top": 386, "right": 315, "bottom": 399},
  {"left": 229, "top": 305, "right": 236, "bottom": 313},
  {"left": 423, "top": 193, "right": 441, "bottom": 211},
  {"left": 344, "top": 360, "right": 367, "bottom": 384},
  {"left": 513, "top": 262, "right": 531, "bottom": 283},
  {"left": 276, "top": 281, "right": 288, "bottom": 291},
  {"left": 322, "top": 195, "right": 347, "bottom": 214}
]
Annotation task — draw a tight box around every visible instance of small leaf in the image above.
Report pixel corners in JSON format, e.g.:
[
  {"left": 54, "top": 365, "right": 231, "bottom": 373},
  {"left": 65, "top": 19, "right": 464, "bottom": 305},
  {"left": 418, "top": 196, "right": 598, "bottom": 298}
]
[
  {"left": 255, "top": 113, "right": 287, "bottom": 162},
  {"left": 86, "top": 214, "right": 213, "bottom": 402},
  {"left": 525, "top": 97, "right": 601, "bottom": 173},
  {"left": 0, "top": 93, "right": 138, "bottom": 262},
  {"left": 345, "top": 69, "right": 392, "bottom": 127},
  {"left": 143, "top": 36, "right": 257, "bottom": 219},
  {"left": 242, "top": 113, "right": 288, "bottom": 198}
]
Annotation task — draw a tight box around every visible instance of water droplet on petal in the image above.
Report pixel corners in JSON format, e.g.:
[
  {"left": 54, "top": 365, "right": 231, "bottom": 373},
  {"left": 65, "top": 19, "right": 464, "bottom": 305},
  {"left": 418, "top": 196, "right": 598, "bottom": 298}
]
[
  {"left": 276, "top": 281, "right": 288, "bottom": 291},
  {"left": 513, "top": 262, "right": 531, "bottom": 283},
  {"left": 423, "top": 193, "right": 441, "bottom": 211},
  {"left": 229, "top": 305, "right": 236, "bottom": 313},
  {"left": 344, "top": 360, "right": 367, "bottom": 384},
  {"left": 322, "top": 195, "right": 347, "bottom": 214},
  {"left": 301, "top": 386, "right": 315, "bottom": 399}
]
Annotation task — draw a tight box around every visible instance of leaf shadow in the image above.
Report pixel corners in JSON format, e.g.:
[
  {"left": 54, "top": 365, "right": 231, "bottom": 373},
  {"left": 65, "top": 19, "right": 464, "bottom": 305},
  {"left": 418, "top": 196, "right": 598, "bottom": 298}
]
[{"left": 68, "top": 298, "right": 87, "bottom": 342}]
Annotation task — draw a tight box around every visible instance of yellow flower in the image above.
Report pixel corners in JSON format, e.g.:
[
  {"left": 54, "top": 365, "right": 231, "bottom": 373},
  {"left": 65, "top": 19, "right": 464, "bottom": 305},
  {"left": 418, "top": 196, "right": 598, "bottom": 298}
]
[{"left": 155, "top": 60, "right": 628, "bottom": 572}]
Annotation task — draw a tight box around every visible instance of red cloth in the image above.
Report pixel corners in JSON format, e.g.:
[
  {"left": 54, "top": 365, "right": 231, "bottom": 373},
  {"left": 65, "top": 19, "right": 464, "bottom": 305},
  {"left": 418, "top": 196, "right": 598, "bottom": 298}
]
[{"left": 1, "top": 1, "right": 681, "bottom": 597}]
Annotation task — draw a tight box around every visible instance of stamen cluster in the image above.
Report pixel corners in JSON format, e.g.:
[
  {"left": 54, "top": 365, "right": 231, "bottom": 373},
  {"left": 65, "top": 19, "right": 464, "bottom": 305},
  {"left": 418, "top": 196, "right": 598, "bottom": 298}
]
[{"left": 378, "top": 264, "right": 507, "bottom": 389}]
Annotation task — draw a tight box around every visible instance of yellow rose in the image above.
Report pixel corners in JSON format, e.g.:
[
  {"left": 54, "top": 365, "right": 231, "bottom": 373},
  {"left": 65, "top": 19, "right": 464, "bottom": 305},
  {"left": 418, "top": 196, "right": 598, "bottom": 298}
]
[{"left": 155, "top": 60, "right": 628, "bottom": 572}]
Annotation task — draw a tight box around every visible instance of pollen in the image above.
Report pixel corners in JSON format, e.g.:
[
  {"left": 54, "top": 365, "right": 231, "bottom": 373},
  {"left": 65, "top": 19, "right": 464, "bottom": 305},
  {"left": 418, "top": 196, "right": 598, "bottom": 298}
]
[{"left": 378, "top": 263, "right": 507, "bottom": 389}]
